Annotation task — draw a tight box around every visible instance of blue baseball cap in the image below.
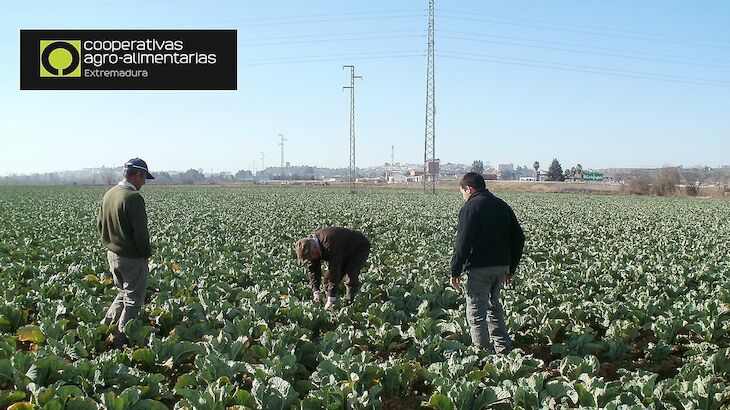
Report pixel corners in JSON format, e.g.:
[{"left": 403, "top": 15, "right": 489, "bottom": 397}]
[{"left": 124, "top": 158, "right": 155, "bottom": 179}]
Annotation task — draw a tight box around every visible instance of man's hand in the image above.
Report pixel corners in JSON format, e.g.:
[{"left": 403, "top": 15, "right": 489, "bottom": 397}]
[
  {"left": 324, "top": 299, "right": 335, "bottom": 310},
  {"left": 450, "top": 276, "right": 461, "bottom": 292}
]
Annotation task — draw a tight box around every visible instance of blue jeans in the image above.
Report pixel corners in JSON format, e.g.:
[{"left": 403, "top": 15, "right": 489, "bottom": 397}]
[{"left": 465, "top": 265, "right": 512, "bottom": 354}]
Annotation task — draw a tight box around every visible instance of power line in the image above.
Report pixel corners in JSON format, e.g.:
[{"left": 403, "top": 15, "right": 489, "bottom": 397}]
[
  {"left": 437, "top": 51, "right": 730, "bottom": 87},
  {"left": 437, "top": 8, "right": 730, "bottom": 46},
  {"left": 197, "top": 8, "right": 425, "bottom": 24},
  {"left": 439, "top": 34, "right": 730, "bottom": 69},
  {"left": 575, "top": 0, "right": 729, "bottom": 17},
  {"left": 439, "top": 50, "right": 730, "bottom": 84},
  {"left": 238, "top": 52, "right": 424, "bottom": 67},
  {"left": 237, "top": 29, "right": 424, "bottom": 44},
  {"left": 238, "top": 50, "right": 424, "bottom": 62},
  {"left": 439, "top": 50, "right": 730, "bottom": 86},
  {"left": 148, "top": 12, "right": 426, "bottom": 29},
  {"left": 438, "top": 14, "right": 730, "bottom": 50},
  {"left": 438, "top": 30, "right": 730, "bottom": 65},
  {"left": 239, "top": 55, "right": 423, "bottom": 67},
  {"left": 237, "top": 34, "right": 425, "bottom": 48}
]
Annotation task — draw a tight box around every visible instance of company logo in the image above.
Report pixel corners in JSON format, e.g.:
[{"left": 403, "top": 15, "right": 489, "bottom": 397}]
[
  {"left": 40, "top": 40, "right": 81, "bottom": 77},
  {"left": 23, "top": 30, "right": 236, "bottom": 90}
]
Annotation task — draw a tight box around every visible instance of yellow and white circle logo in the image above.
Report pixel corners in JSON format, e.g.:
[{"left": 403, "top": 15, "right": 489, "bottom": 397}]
[{"left": 40, "top": 40, "right": 81, "bottom": 77}]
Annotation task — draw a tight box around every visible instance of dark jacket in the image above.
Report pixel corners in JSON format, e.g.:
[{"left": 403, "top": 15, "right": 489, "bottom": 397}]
[
  {"left": 306, "top": 226, "right": 371, "bottom": 283},
  {"left": 450, "top": 189, "right": 524, "bottom": 277},
  {"left": 97, "top": 184, "right": 152, "bottom": 259}
]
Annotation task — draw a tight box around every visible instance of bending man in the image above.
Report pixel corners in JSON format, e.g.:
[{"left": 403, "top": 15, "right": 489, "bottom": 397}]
[{"left": 295, "top": 227, "right": 371, "bottom": 309}]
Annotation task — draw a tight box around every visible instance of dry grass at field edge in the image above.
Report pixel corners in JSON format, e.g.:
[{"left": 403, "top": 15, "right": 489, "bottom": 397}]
[{"left": 141, "top": 180, "right": 729, "bottom": 198}]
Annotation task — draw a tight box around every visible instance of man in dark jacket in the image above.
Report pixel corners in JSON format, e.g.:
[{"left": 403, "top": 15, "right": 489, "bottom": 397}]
[
  {"left": 295, "top": 227, "right": 371, "bottom": 309},
  {"left": 97, "top": 158, "right": 154, "bottom": 341},
  {"left": 450, "top": 172, "right": 525, "bottom": 354}
]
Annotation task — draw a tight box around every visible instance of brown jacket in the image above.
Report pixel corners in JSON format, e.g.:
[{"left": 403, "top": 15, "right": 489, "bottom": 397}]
[{"left": 305, "top": 227, "right": 371, "bottom": 292}]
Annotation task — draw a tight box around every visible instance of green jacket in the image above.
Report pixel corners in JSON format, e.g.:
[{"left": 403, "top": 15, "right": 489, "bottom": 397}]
[{"left": 97, "top": 184, "right": 152, "bottom": 259}]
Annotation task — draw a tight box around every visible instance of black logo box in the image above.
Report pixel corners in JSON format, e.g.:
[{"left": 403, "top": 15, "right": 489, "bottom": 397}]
[{"left": 21, "top": 29, "right": 237, "bottom": 90}]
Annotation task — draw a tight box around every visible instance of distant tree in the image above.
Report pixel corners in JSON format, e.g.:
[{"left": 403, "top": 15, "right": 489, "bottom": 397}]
[
  {"left": 680, "top": 166, "right": 713, "bottom": 196},
  {"left": 546, "top": 159, "right": 565, "bottom": 181},
  {"left": 150, "top": 171, "right": 172, "bottom": 185},
  {"left": 654, "top": 167, "right": 680, "bottom": 196},
  {"left": 682, "top": 168, "right": 700, "bottom": 196},
  {"left": 575, "top": 163, "right": 583, "bottom": 178},
  {"left": 235, "top": 170, "right": 253, "bottom": 180},
  {"left": 515, "top": 165, "right": 531, "bottom": 177},
  {"left": 564, "top": 167, "right": 575, "bottom": 180},
  {"left": 181, "top": 169, "right": 206, "bottom": 185},
  {"left": 626, "top": 171, "right": 652, "bottom": 195},
  {"left": 533, "top": 161, "right": 540, "bottom": 181},
  {"left": 471, "top": 160, "right": 484, "bottom": 175},
  {"left": 104, "top": 168, "right": 118, "bottom": 186}
]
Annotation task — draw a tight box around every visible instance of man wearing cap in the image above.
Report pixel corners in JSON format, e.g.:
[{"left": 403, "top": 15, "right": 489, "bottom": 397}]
[
  {"left": 97, "top": 158, "right": 154, "bottom": 344},
  {"left": 295, "top": 227, "right": 371, "bottom": 309},
  {"left": 450, "top": 172, "right": 525, "bottom": 355}
]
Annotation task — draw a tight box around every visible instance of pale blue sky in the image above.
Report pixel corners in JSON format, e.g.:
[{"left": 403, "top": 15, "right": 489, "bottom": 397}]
[{"left": 1, "top": 0, "right": 729, "bottom": 175}]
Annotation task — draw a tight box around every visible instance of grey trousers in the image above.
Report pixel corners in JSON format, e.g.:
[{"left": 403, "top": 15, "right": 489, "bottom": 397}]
[
  {"left": 102, "top": 251, "right": 149, "bottom": 333},
  {"left": 465, "top": 265, "right": 512, "bottom": 354}
]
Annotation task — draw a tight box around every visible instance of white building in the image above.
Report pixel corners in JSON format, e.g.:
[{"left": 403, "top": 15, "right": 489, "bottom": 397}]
[{"left": 387, "top": 173, "right": 408, "bottom": 183}]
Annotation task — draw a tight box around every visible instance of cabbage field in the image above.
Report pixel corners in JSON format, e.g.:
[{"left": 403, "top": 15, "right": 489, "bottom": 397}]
[{"left": 1, "top": 186, "right": 729, "bottom": 409}]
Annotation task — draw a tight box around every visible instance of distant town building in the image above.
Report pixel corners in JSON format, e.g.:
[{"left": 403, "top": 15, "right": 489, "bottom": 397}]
[
  {"left": 386, "top": 172, "right": 408, "bottom": 183},
  {"left": 426, "top": 159, "right": 440, "bottom": 175},
  {"left": 497, "top": 163, "right": 514, "bottom": 173}
]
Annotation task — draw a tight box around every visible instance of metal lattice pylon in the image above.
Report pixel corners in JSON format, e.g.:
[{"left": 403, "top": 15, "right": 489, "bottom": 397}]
[
  {"left": 278, "top": 133, "right": 286, "bottom": 171},
  {"left": 343, "top": 65, "right": 362, "bottom": 192},
  {"left": 423, "top": 0, "right": 436, "bottom": 194}
]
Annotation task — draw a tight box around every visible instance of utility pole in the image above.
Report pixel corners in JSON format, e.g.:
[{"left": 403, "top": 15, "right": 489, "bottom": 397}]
[
  {"left": 423, "top": 0, "right": 436, "bottom": 194},
  {"left": 342, "top": 65, "right": 362, "bottom": 193},
  {"left": 260, "top": 152, "right": 265, "bottom": 172},
  {"left": 278, "top": 133, "right": 286, "bottom": 171}
]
